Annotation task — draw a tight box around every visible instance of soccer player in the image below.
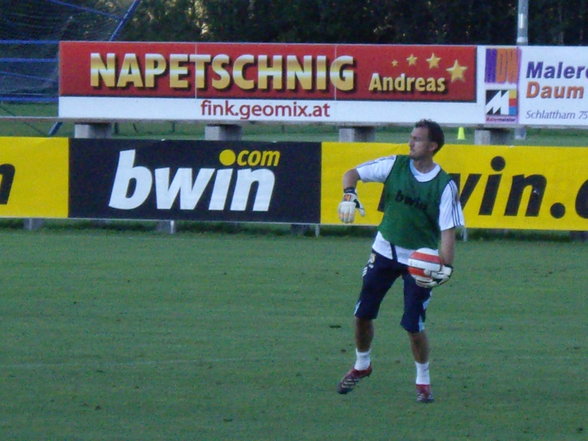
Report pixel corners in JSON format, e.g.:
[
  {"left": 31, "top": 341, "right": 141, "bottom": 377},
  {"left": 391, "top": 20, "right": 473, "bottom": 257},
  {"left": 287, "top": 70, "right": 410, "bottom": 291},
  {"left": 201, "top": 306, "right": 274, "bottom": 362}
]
[{"left": 336, "top": 119, "right": 464, "bottom": 403}]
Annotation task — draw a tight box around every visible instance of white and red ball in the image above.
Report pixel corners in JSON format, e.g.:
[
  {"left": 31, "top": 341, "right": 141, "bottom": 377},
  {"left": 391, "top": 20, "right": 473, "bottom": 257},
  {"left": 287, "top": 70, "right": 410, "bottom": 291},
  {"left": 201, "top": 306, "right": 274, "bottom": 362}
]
[{"left": 407, "top": 248, "right": 442, "bottom": 284}]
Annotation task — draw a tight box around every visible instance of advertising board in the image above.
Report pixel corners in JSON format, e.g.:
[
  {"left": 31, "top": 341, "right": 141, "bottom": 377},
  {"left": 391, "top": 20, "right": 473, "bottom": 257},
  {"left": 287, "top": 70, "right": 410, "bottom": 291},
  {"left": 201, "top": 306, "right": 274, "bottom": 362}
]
[
  {"left": 59, "top": 41, "right": 480, "bottom": 124},
  {"left": 321, "top": 143, "right": 588, "bottom": 231},
  {"left": 68, "top": 139, "right": 321, "bottom": 223},
  {"left": 60, "top": 41, "right": 588, "bottom": 128},
  {"left": 0, "top": 137, "right": 69, "bottom": 218},
  {"left": 481, "top": 45, "right": 588, "bottom": 127},
  {"left": 1, "top": 137, "right": 585, "bottom": 231}
]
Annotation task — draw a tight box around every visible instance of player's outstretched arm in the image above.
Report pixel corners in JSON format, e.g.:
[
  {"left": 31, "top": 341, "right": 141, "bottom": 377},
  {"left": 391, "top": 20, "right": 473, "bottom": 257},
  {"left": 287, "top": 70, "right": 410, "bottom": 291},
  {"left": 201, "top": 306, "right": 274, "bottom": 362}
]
[
  {"left": 342, "top": 168, "right": 361, "bottom": 190},
  {"left": 338, "top": 169, "right": 365, "bottom": 223}
]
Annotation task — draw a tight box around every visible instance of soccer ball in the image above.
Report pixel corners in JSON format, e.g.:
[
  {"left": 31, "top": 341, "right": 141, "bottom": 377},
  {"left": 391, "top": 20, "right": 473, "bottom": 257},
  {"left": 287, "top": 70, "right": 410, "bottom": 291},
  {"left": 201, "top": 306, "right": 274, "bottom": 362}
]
[{"left": 407, "top": 248, "right": 442, "bottom": 284}]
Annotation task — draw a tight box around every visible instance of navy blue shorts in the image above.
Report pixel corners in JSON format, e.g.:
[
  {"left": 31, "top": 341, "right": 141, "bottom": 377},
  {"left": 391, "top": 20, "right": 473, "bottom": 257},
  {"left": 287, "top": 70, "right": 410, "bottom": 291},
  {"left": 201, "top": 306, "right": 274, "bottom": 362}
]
[{"left": 354, "top": 250, "right": 432, "bottom": 333}]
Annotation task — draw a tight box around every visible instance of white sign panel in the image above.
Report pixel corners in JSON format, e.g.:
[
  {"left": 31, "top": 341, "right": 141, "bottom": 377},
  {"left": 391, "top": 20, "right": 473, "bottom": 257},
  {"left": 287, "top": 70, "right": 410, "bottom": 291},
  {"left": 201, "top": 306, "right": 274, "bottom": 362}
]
[{"left": 519, "top": 46, "right": 588, "bottom": 126}]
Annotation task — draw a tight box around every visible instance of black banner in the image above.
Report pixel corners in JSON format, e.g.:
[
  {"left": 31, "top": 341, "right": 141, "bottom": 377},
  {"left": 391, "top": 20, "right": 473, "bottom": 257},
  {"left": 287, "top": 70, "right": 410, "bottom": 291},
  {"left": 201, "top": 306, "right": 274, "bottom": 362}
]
[{"left": 69, "top": 139, "right": 321, "bottom": 223}]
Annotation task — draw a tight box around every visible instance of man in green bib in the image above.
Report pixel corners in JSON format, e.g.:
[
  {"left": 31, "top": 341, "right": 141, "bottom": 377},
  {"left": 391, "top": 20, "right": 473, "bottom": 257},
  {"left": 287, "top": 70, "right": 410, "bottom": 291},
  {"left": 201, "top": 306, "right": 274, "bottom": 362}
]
[{"left": 336, "top": 119, "right": 464, "bottom": 403}]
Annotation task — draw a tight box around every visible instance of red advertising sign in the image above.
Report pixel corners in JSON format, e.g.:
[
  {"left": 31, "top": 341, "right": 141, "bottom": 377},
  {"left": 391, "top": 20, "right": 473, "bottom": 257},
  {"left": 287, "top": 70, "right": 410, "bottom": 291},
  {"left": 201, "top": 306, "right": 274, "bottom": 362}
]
[{"left": 60, "top": 42, "right": 476, "bottom": 102}]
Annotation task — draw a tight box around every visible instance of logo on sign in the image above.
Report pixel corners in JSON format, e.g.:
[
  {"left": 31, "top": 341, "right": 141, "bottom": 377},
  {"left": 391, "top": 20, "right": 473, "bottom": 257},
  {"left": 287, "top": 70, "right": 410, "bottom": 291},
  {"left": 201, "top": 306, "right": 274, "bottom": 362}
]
[
  {"left": 484, "top": 47, "right": 520, "bottom": 124},
  {"left": 0, "top": 163, "right": 15, "bottom": 204},
  {"left": 485, "top": 88, "right": 518, "bottom": 123},
  {"left": 108, "top": 149, "right": 278, "bottom": 212},
  {"left": 485, "top": 89, "right": 517, "bottom": 116},
  {"left": 485, "top": 48, "right": 520, "bottom": 84}
]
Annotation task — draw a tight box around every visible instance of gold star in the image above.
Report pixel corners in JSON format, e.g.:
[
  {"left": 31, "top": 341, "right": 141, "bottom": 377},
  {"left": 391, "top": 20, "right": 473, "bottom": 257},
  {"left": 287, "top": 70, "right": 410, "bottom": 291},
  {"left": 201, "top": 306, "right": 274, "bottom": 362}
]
[
  {"left": 426, "top": 53, "right": 441, "bottom": 69},
  {"left": 391, "top": 59, "right": 398, "bottom": 67},
  {"left": 406, "top": 54, "right": 417, "bottom": 66},
  {"left": 446, "top": 59, "right": 468, "bottom": 81}
]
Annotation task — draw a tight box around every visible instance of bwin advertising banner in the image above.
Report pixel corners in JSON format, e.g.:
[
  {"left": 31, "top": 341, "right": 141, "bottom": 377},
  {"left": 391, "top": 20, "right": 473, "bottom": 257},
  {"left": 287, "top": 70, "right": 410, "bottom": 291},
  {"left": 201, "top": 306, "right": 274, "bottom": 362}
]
[
  {"left": 0, "top": 137, "right": 69, "bottom": 218},
  {"left": 1, "top": 137, "right": 586, "bottom": 230},
  {"left": 320, "top": 143, "right": 588, "bottom": 231},
  {"left": 68, "top": 139, "right": 321, "bottom": 223}
]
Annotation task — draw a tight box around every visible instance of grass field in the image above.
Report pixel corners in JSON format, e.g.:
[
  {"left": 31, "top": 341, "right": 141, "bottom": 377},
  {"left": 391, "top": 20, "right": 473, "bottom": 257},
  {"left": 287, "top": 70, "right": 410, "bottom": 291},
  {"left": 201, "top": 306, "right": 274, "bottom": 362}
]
[{"left": 1, "top": 226, "right": 586, "bottom": 441}]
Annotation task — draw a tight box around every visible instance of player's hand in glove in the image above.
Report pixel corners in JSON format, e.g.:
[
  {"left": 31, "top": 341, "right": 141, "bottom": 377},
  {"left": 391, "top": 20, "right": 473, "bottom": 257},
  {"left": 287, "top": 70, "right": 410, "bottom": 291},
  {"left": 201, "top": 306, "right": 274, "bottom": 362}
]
[
  {"left": 338, "top": 187, "right": 365, "bottom": 223},
  {"left": 416, "top": 265, "right": 453, "bottom": 288}
]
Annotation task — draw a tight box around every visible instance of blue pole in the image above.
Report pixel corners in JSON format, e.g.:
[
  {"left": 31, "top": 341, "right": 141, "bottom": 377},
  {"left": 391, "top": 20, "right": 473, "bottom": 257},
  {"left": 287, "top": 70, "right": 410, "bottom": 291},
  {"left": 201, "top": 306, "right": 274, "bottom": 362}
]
[
  {"left": 110, "top": 0, "right": 142, "bottom": 41},
  {"left": 49, "top": 0, "right": 142, "bottom": 136}
]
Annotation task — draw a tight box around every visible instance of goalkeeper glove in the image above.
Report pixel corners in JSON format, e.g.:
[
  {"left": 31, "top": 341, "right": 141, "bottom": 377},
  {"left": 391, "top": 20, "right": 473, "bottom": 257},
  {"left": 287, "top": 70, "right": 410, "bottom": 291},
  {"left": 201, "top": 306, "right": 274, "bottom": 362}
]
[
  {"left": 338, "top": 187, "right": 365, "bottom": 223},
  {"left": 416, "top": 265, "right": 453, "bottom": 288}
]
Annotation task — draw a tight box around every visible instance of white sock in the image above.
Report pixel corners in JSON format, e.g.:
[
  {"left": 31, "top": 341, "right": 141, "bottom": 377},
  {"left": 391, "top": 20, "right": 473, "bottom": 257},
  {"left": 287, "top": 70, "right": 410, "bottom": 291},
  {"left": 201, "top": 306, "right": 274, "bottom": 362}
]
[
  {"left": 354, "top": 349, "right": 371, "bottom": 370},
  {"left": 415, "top": 361, "right": 430, "bottom": 385}
]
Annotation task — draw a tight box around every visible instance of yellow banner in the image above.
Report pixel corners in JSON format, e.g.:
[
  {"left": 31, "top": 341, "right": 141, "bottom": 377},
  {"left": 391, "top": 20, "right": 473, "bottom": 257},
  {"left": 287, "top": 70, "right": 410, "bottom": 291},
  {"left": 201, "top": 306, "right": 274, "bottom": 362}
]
[
  {"left": 321, "top": 143, "right": 588, "bottom": 231},
  {"left": 0, "top": 137, "right": 69, "bottom": 218}
]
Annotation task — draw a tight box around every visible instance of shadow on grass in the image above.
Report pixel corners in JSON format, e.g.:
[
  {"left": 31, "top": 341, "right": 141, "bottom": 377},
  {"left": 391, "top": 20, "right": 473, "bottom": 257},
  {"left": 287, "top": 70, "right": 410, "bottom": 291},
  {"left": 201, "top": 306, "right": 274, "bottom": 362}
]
[{"left": 0, "top": 219, "right": 582, "bottom": 242}]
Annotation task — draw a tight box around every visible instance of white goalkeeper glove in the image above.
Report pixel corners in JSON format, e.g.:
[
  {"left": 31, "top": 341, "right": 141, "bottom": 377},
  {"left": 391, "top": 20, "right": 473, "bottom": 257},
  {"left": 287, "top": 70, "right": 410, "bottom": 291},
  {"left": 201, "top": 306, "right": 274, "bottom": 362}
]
[
  {"left": 416, "top": 265, "right": 453, "bottom": 288},
  {"left": 338, "top": 187, "right": 365, "bottom": 223}
]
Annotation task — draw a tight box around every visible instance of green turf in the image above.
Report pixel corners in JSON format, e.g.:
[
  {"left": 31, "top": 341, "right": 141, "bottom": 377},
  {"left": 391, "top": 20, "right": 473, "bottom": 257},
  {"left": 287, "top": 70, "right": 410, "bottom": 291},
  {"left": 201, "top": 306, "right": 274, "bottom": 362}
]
[{"left": 1, "top": 228, "right": 586, "bottom": 441}]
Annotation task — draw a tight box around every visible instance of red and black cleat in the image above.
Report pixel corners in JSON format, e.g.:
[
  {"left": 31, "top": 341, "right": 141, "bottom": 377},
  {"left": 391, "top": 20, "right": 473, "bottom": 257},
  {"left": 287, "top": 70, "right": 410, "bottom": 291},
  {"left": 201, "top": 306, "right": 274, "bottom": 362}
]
[{"left": 337, "top": 365, "right": 372, "bottom": 394}]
